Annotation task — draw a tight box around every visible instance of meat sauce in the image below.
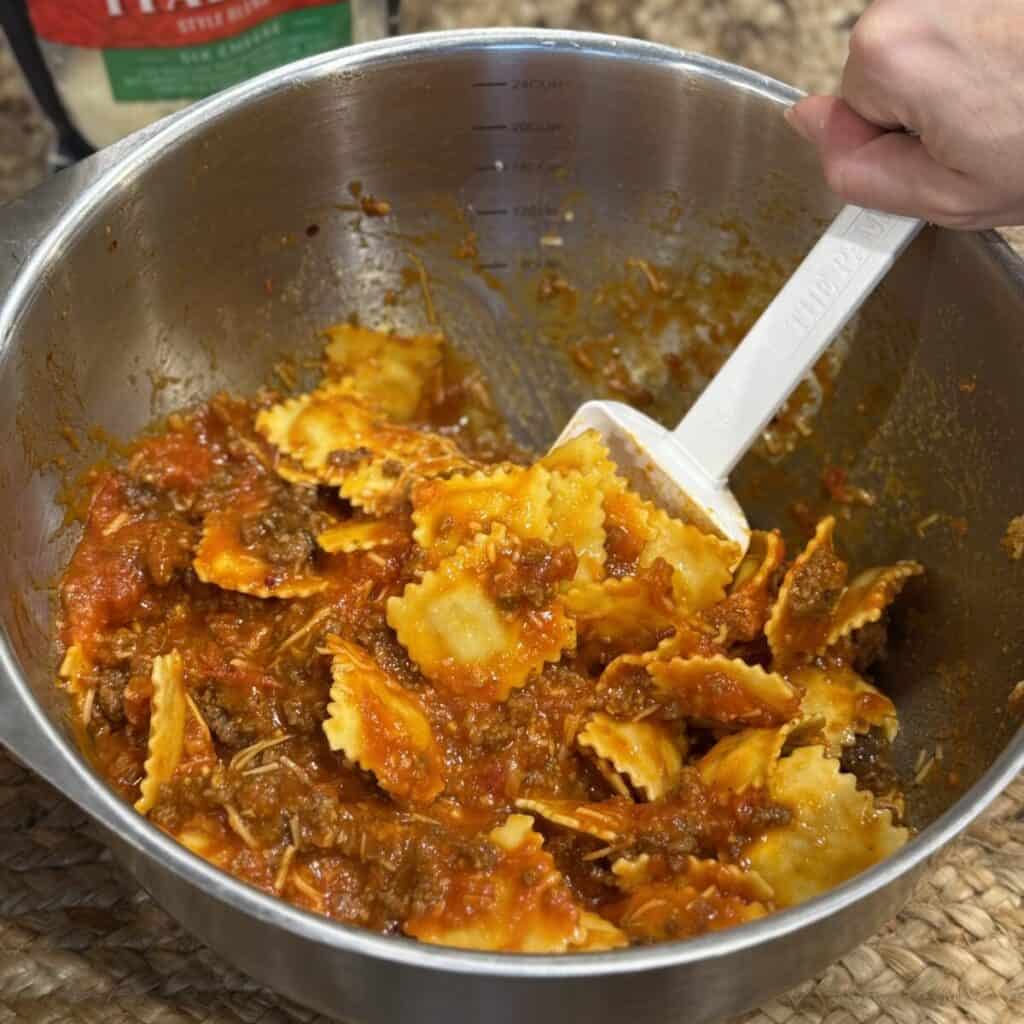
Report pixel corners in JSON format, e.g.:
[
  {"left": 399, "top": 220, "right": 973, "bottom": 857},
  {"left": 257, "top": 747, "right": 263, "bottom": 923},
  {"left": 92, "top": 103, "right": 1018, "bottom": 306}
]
[{"left": 57, "top": 379, "right": 785, "bottom": 939}]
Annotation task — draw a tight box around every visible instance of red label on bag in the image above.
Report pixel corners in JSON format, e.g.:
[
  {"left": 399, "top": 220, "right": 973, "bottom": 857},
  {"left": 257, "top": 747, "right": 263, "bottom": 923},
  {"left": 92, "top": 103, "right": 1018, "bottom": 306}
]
[{"left": 28, "top": 0, "right": 339, "bottom": 49}]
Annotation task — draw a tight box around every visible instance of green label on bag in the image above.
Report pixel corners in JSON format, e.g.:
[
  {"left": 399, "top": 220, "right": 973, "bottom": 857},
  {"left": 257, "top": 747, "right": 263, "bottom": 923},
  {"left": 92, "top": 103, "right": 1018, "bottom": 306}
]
[{"left": 102, "top": 5, "right": 351, "bottom": 102}]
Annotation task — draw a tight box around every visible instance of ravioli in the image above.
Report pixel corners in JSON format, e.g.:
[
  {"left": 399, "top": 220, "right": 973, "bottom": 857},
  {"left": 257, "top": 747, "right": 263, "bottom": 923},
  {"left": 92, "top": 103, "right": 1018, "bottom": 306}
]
[
  {"left": 59, "top": 644, "right": 93, "bottom": 695},
  {"left": 609, "top": 852, "right": 773, "bottom": 902},
  {"left": 606, "top": 856, "right": 773, "bottom": 942},
  {"left": 824, "top": 561, "right": 924, "bottom": 650},
  {"left": 317, "top": 518, "right": 409, "bottom": 553},
  {"left": 697, "top": 721, "right": 815, "bottom": 794},
  {"left": 606, "top": 857, "right": 771, "bottom": 943},
  {"left": 564, "top": 571, "right": 680, "bottom": 662},
  {"left": 647, "top": 655, "right": 800, "bottom": 728},
  {"left": 547, "top": 469, "right": 607, "bottom": 584},
  {"left": 730, "top": 530, "right": 786, "bottom": 594},
  {"left": 339, "top": 440, "right": 469, "bottom": 515},
  {"left": 256, "top": 384, "right": 380, "bottom": 477},
  {"left": 514, "top": 796, "right": 633, "bottom": 843},
  {"left": 610, "top": 853, "right": 666, "bottom": 891},
  {"left": 411, "top": 464, "right": 552, "bottom": 560},
  {"left": 387, "top": 525, "right": 576, "bottom": 701},
  {"left": 597, "top": 480, "right": 737, "bottom": 610},
  {"left": 322, "top": 323, "right": 443, "bottom": 421},
  {"left": 136, "top": 651, "right": 188, "bottom": 814},
  {"left": 639, "top": 504, "right": 740, "bottom": 610},
  {"left": 745, "top": 745, "right": 909, "bottom": 907},
  {"left": 257, "top": 383, "right": 468, "bottom": 511},
  {"left": 577, "top": 712, "right": 685, "bottom": 800},
  {"left": 766, "top": 517, "right": 848, "bottom": 665},
  {"left": 322, "top": 635, "right": 443, "bottom": 804},
  {"left": 273, "top": 452, "right": 321, "bottom": 487},
  {"left": 193, "top": 497, "right": 328, "bottom": 599},
  {"left": 403, "top": 814, "right": 584, "bottom": 952},
  {"left": 788, "top": 663, "right": 899, "bottom": 754},
  {"left": 571, "top": 911, "right": 629, "bottom": 951},
  {"left": 541, "top": 429, "right": 618, "bottom": 480}
]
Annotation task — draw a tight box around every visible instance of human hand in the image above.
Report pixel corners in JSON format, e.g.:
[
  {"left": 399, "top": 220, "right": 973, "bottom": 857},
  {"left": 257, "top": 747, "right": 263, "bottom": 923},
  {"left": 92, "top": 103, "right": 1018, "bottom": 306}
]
[{"left": 785, "top": 1, "right": 1024, "bottom": 229}]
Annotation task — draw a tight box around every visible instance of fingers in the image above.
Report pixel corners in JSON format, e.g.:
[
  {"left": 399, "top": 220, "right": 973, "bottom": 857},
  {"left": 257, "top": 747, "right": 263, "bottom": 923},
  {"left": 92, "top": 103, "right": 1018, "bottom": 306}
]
[
  {"left": 786, "top": 95, "right": 887, "bottom": 158},
  {"left": 840, "top": 0, "right": 921, "bottom": 132},
  {"left": 786, "top": 95, "right": 995, "bottom": 229}
]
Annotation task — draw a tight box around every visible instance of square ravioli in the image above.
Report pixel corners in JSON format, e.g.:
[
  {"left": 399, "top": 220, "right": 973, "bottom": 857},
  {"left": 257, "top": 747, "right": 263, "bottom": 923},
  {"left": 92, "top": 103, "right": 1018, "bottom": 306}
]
[
  {"left": 322, "top": 636, "right": 443, "bottom": 804},
  {"left": 745, "top": 745, "right": 909, "bottom": 907},
  {"left": 387, "top": 525, "right": 576, "bottom": 701},
  {"left": 322, "top": 323, "right": 443, "bottom": 422},
  {"left": 403, "top": 814, "right": 586, "bottom": 952},
  {"left": 193, "top": 491, "right": 330, "bottom": 599},
  {"left": 577, "top": 712, "right": 685, "bottom": 800},
  {"left": 411, "top": 463, "right": 552, "bottom": 560}
]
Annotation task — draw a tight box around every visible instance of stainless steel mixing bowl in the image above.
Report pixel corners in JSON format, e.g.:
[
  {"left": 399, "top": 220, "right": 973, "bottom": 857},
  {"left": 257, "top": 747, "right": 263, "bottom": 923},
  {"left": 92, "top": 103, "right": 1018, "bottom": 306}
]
[{"left": 1, "top": 29, "right": 1023, "bottom": 1024}]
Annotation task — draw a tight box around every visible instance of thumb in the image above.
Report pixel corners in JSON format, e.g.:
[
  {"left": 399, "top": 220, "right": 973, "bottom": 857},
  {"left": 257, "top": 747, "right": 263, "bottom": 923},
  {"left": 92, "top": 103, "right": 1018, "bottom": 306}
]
[
  {"left": 785, "top": 95, "right": 986, "bottom": 228},
  {"left": 786, "top": 94, "right": 886, "bottom": 155}
]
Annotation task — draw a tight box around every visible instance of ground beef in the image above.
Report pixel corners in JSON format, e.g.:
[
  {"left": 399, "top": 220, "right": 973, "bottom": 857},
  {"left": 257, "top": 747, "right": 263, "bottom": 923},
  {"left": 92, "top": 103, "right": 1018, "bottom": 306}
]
[
  {"left": 327, "top": 447, "right": 371, "bottom": 470},
  {"left": 852, "top": 620, "right": 889, "bottom": 671},
  {"left": 544, "top": 831, "right": 617, "bottom": 905},
  {"left": 144, "top": 519, "right": 195, "bottom": 586},
  {"left": 238, "top": 491, "right": 332, "bottom": 569},
  {"left": 120, "top": 477, "right": 161, "bottom": 511},
  {"left": 477, "top": 716, "right": 516, "bottom": 753},
  {"left": 357, "top": 628, "right": 423, "bottom": 689},
  {"left": 295, "top": 789, "right": 345, "bottom": 848},
  {"left": 228, "top": 774, "right": 296, "bottom": 846},
  {"left": 840, "top": 729, "right": 899, "bottom": 801},
  {"left": 787, "top": 545, "right": 847, "bottom": 617},
  {"left": 597, "top": 661, "right": 659, "bottom": 719},
  {"left": 194, "top": 684, "right": 263, "bottom": 748},
  {"left": 95, "top": 666, "right": 129, "bottom": 725},
  {"left": 492, "top": 539, "right": 577, "bottom": 609},
  {"left": 701, "top": 589, "right": 770, "bottom": 646},
  {"left": 281, "top": 695, "right": 328, "bottom": 733}
]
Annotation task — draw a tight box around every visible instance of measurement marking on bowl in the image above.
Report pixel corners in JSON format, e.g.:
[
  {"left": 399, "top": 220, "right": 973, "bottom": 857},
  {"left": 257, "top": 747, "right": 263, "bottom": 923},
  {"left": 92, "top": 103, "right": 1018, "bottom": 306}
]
[
  {"left": 467, "top": 76, "right": 576, "bottom": 273},
  {"left": 511, "top": 122, "right": 563, "bottom": 133},
  {"left": 514, "top": 205, "right": 559, "bottom": 218},
  {"left": 471, "top": 79, "right": 569, "bottom": 90}
]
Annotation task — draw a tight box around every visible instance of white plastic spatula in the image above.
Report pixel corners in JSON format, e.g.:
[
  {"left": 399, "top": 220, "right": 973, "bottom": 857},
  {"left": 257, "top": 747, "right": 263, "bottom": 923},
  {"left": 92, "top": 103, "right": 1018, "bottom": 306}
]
[{"left": 555, "top": 205, "right": 923, "bottom": 556}]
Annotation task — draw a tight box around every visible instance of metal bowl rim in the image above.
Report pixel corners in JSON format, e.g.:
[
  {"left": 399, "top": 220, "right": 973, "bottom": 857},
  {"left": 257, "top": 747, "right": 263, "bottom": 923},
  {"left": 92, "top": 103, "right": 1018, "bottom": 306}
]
[{"left": 2, "top": 25, "right": 1023, "bottom": 980}]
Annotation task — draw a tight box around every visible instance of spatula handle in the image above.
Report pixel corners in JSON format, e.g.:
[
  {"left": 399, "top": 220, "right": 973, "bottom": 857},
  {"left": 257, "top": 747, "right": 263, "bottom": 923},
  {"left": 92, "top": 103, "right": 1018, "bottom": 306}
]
[{"left": 672, "top": 205, "right": 923, "bottom": 483}]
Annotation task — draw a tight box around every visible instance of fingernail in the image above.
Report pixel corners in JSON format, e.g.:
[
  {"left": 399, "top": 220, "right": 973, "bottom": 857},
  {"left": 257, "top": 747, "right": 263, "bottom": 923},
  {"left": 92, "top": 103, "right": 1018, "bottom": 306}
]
[{"left": 784, "top": 105, "right": 812, "bottom": 141}]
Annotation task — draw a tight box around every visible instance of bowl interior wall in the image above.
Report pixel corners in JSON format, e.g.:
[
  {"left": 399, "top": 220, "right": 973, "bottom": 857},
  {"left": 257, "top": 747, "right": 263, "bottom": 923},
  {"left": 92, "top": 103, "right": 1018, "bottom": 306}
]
[{"left": 2, "top": 42, "right": 1023, "bottom": 828}]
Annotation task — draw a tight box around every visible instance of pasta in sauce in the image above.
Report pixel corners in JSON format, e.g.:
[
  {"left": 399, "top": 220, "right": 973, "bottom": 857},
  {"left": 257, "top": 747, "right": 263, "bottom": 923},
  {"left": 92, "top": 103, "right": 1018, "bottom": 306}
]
[{"left": 56, "top": 324, "right": 919, "bottom": 952}]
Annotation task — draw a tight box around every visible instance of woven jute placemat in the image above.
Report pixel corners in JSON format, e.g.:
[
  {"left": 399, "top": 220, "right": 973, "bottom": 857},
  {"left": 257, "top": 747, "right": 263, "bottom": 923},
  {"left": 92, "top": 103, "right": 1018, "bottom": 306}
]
[{"left": 2, "top": 750, "right": 1022, "bottom": 1024}]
